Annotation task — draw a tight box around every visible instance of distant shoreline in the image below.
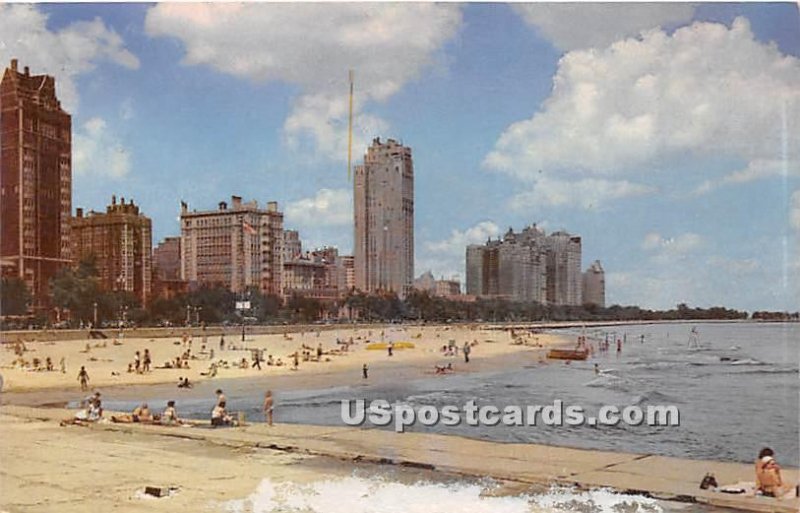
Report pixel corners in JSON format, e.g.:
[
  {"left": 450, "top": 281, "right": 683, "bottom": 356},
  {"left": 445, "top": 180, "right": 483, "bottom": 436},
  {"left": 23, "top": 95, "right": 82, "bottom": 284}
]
[{"left": 2, "top": 318, "right": 792, "bottom": 344}]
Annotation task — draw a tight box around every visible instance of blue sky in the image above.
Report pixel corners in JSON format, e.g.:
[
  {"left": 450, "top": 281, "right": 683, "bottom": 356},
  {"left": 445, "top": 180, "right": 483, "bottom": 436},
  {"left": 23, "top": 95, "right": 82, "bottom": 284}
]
[{"left": 2, "top": 2, "right": 798, "bottom": 310}]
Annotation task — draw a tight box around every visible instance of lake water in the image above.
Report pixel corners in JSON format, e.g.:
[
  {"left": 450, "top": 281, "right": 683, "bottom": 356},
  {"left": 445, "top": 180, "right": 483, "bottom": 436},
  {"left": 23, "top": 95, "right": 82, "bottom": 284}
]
[{"left": 104, "top": 322, "right": 799, "bottom": 467}]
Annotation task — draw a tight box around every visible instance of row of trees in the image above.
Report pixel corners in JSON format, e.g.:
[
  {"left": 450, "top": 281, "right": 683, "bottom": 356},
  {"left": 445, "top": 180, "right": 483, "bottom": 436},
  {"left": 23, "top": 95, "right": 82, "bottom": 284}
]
[{"left": 2, "top": 259, "right": 796, "bottom": 328}]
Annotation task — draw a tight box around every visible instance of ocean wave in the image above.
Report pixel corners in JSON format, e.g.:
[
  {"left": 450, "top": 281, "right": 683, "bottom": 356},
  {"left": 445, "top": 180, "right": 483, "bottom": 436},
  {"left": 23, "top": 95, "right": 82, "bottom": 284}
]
[
  {"left": 532, "top": 485, "right": 663, "bottom": 513},
  {"left": 223, "top": 476, "right": 531, "bottom": 513},
  {"left": 630, "top": 390, "right": 679, "bottom": 405},
  {"left": 223, "top": 477, "right": 665, "bottom": 513},
  {"left": 278, "top": 399, "right": 344, "bottom": 409},
  {"left": 730, "top": 367, "right": 798, "bottom": 375},
  {"left": 728, "top": 358, "right": 766, "bottom": 366},
  {"left": 405, "top": 391, "right": 460, "bottom": 404}
]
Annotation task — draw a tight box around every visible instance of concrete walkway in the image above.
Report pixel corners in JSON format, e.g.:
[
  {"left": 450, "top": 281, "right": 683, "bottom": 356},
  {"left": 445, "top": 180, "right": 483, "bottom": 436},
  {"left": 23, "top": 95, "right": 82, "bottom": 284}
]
[{"left": 2, "top": 405, "right": 797, "bottom": 513}]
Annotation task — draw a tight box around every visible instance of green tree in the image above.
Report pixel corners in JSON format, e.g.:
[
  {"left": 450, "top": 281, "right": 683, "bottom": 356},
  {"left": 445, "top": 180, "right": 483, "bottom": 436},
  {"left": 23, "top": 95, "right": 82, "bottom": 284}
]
[{"left": 51, "top": 258, "right": 103, "bottom": 325}]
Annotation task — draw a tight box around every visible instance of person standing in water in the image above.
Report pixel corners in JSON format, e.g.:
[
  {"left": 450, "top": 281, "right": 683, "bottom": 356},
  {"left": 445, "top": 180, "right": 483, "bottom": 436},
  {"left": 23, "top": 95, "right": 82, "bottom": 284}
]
[{"left": 263, "top": 390, "right": 274, "bottom": 426}]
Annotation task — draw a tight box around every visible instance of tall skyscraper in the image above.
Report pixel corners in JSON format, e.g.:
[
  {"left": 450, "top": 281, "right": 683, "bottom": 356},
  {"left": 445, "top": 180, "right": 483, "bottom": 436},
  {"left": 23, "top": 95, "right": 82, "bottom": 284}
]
[
  {"left": 582, "top": 260, "right": 605, "bottom": 307},
  {"left": 1, "top": 60, "right": 72, "bottom": 307},
  {"left": 180, "top": 196, "right": 283, "bottom": 296},
  {"left": 71, "top": 196, "right": 152, "bottom": 305},
  {"left": 353, "top": 138, "right": 414, "bottom": 298}
]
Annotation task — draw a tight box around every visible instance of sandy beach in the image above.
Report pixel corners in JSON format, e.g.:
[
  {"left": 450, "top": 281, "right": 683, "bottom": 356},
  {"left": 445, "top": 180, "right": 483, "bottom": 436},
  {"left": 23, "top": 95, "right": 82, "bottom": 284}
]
[
  {"left": 0, "top": 325, "right": 562, "bottom": 395},
  {"left": 2, "top": 323, "right": 797, "bottom": 513}
]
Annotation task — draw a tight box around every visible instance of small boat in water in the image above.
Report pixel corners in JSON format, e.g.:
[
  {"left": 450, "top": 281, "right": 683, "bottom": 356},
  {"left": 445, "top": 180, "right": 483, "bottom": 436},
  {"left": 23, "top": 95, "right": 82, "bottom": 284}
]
[{"left": 547, "top": 348, "right": 589, "bottom": 361}]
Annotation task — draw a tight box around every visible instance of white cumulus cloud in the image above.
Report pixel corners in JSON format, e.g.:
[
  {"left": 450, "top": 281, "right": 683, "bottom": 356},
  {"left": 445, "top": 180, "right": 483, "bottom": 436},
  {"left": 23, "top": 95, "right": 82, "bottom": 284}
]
[
  {"left": 485, "top": 17, "right": 800, "bottom": 207},
  {"left": 286, "top": 188, "right": 352, "bottom": 228},
  {"left": 510, "top": 176, "right": 654, "bottom": 212},
  {"left": 73, "top": 117, "right": 131, "bottom": 179},
  {"left": 694, "top": 159, "right": 800, "bottom": 196},
  {"left": 0, "top": 4, "right": 139, "bottom": 112},
  {"left": 418, "top": 221, "right": 501, "bottom": 282},
  {"left": 144, "top": 3, "right": 462, "bottom": 161},
  {"left": 513, "top": 3, "right": 695, "bottom": 51}
]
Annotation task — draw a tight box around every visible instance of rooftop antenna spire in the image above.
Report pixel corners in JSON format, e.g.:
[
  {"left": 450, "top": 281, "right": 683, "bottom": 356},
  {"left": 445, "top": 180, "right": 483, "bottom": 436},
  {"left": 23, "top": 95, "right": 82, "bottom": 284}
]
[{"left": 347, "top": 69, "right": 354, "bottom": 181}]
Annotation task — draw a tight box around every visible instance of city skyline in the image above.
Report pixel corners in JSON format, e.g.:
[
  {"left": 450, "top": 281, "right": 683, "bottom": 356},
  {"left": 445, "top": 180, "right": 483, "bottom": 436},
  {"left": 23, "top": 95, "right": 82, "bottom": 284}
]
[{"left": 1, "top": 3, "right": 798, "bottom": 310}]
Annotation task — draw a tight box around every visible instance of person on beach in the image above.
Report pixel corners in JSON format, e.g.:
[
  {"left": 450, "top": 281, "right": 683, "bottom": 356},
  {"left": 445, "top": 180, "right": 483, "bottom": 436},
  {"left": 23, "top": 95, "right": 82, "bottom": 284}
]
[
  {"left": 317, "top": 343, "right": 323, "bottom": 361},
  {"left": 220, "top": 334, "right": 226, "bottom": 351},
  {"left": 463, "top": 342, "right": 471, "bottom": 363},
  {"left": 77, "top": 366, "right": 90, "bottom": 391},
  {"left": 132, "top": 403, "right": 153, "bottom": 423},
  {"left": 388, "top": 341, "right": 394, "bottom": 357},
  {"left": 263, "top": 390, "right": 274, "bottom": 426},
  {"left": 211, "top": 401, "right": 233, "bottom": 427},
  {"left": 134, "top": 351, "right": 141, "bottom": 373},
  {"left": 362, "top": 363, "right": 368, "bottom": 379},
  {"left": 143, "top": 349, "right": 152, "bottom": 373},
  {"left": 162, "top": 400, "right": 181, "bottom": 425},
  {"left": 293, "top": 352, "right": 299, "bottom": 370},
  {"left": 755, "top": 448, "right": 790, "bottom": 497},
  {"left": 215, "top": 389, "right": 226, "bottom": 406},
  {"left": 59, "top": 357, "right": 66, "bottom": 374}
]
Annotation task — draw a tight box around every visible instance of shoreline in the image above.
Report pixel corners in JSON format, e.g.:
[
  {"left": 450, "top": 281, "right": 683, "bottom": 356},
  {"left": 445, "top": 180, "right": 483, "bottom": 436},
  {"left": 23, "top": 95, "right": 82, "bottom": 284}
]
[{"left": 1, "top": 404, "right": 797, "bottom": 513}]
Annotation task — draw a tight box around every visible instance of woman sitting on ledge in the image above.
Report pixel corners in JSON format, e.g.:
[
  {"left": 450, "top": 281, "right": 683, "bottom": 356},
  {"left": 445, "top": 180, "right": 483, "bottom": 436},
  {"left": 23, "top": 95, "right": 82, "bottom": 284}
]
[{"left": 755, "top": 447, "right": 793, "bottom": 497}]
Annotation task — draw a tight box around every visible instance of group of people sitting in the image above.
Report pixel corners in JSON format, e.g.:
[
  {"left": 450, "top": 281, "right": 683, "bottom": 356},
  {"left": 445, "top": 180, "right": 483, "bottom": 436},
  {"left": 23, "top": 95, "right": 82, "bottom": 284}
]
[
  {"left": 110, "top": 400, "right": 185, "bottom": 426},
  {"left": 60, "top": 392, "right": 103, "bottom": 425}
]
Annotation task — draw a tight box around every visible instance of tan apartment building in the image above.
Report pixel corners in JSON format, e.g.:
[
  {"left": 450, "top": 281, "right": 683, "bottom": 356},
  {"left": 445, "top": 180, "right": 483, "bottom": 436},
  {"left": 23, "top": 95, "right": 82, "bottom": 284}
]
[
  {"left": 180, "top": 196, "right": 283, "bottom": 296},
  {"left": 353, "top": 137, "right": 414, "bottom": 298},
  {"left": 582, "top": 260, "right": 606, "bottom": 307},
  {"left": 71, "top": 196, "right": 152, "bottom": 304}
]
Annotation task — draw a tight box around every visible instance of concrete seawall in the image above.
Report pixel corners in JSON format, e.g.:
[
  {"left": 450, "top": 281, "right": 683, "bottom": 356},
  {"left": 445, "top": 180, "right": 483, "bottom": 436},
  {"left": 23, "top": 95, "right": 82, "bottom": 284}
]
[{"left": 2, "top": 405, "right": 796, "bottom": 513}]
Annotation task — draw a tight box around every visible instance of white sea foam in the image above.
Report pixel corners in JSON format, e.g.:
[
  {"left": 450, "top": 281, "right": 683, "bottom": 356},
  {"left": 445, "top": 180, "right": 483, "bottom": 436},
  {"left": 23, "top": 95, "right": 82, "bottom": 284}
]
[{"left": 222, "top": 477, "right": 665, "bottom": 513}]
